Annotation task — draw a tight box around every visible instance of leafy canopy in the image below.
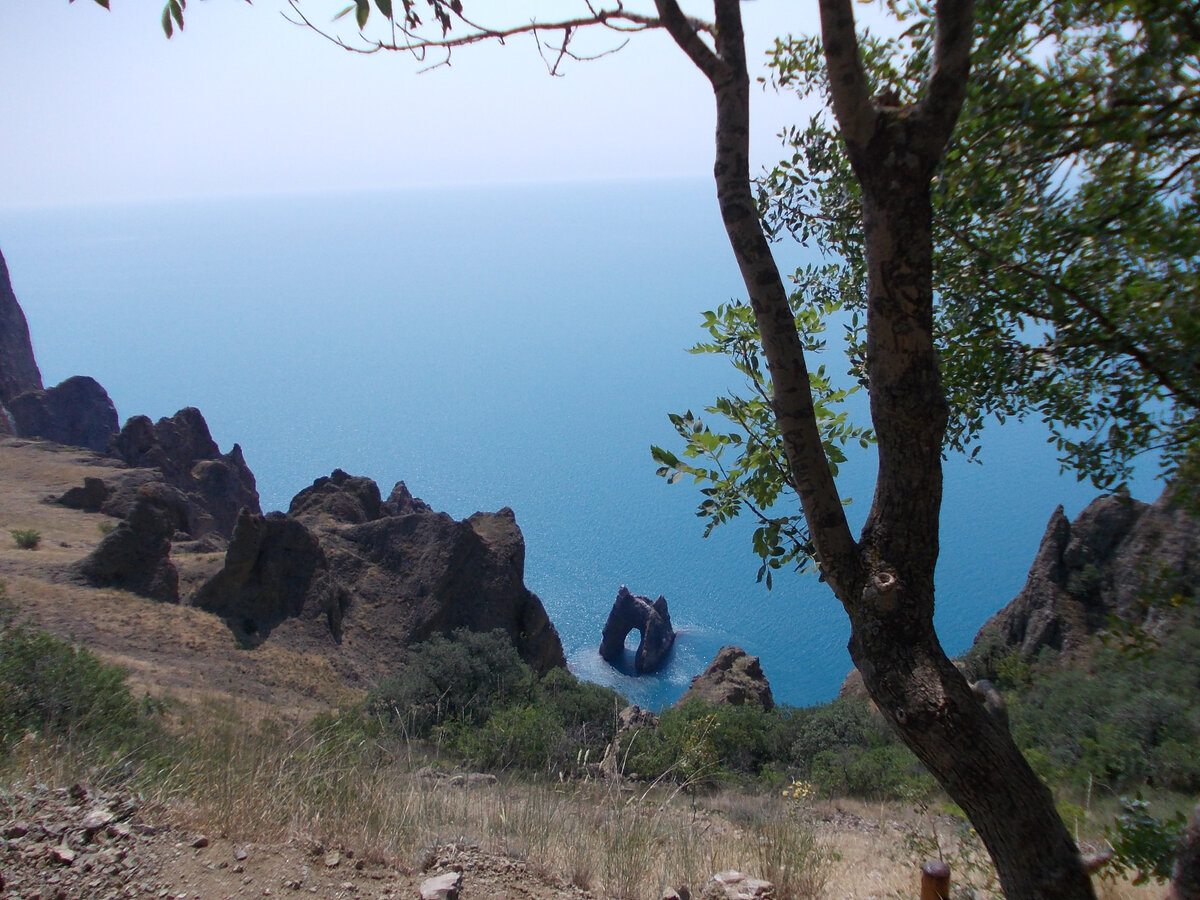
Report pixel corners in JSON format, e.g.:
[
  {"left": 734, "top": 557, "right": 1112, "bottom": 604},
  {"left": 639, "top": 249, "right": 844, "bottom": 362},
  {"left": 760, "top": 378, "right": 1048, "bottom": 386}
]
[
  {"left": 656, "top": 0, "right": 1200, "bottom": 578},
  {"left": 760, "top": 0, "right": 1200, "bottom": 489}
]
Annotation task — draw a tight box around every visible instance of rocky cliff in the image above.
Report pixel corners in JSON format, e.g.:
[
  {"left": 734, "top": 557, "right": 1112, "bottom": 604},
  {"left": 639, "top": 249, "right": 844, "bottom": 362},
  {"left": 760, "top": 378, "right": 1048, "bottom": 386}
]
[
  {"left": 0, "top": 247, "right": 42, "bottom": 408},
  {"left": 189, "top": 469, "right": 566, "bottom": 680},
  {"left": 971, "top": 484, "right": 1200, "bottom": 665}
]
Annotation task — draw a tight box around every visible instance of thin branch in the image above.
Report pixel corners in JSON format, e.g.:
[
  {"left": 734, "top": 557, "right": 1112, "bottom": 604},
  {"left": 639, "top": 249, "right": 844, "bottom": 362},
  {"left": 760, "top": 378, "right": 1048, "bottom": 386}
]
[
  {"left": 951, "top": 226, "right": 1200, "bottom": 410},
  {"left": 284, "top": 1, "right": 670, "bottom": 65}
]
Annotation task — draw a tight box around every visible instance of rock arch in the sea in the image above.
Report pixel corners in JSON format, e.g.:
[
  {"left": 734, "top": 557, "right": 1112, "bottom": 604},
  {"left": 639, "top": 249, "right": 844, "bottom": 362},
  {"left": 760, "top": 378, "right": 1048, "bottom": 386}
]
[{"left": 599, "top": 585, "right": 676, "bottom": 674}]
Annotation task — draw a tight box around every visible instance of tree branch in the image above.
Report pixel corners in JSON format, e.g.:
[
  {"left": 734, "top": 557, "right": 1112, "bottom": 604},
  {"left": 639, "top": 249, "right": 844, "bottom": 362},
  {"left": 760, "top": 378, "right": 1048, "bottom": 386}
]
[
  {"left": 285, "top": 1, "right": 671, "bottom": 67},
  {"left": 816, "top": 0, "right": 875, "bottom": 149},
  {"left": 920, "top": 0, "right": 976, "bottom": 149},
  {"left": 652, "top": 0, "right": 724, "bottom": 83}
]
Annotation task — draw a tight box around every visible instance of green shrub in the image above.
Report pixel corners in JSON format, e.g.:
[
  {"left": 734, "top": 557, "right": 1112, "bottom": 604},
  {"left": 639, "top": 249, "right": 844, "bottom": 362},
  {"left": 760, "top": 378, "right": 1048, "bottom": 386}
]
[
  {"left": 450, "top": 703, "right": 563, "bottom": 771},
  {"left": 1106, "top": 796, "right": 1188, "bottom": 885},
  {"left": 366, "top": 628, "right": 537, "bottom": 737},
  {"left": 0, "top": 587, "right": 161, "bottom": 763},
  {"left": 10, "top": 528, "right": 41, "bottom": 550},
  {"left": 1006, "top": 616, "right": 1200, "bottom": 793}
]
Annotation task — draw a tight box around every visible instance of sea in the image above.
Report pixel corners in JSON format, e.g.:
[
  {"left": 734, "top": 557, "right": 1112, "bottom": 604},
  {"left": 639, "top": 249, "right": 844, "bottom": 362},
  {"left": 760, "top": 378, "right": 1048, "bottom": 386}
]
[{"left": 0, "top": 179, "right": 1145, "bottom": 711}]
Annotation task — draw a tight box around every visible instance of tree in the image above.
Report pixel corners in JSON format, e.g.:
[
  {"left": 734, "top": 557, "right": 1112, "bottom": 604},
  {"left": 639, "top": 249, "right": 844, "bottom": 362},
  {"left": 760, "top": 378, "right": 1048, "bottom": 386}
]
[
  {"left": 92, "top": 0, "right": 1103, "bottom": 895},
  {"left": 759, "top": 0, "right": 1200, "bottom": 492}
]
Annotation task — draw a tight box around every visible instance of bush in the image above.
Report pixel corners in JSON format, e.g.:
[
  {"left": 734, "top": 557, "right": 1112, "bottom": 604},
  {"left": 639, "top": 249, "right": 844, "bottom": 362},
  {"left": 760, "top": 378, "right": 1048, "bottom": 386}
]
[
  {"left": 0, "top": 587, "right": 161, "bottom": 763},
  {"left": 451, "top": 703, "right": 563, "bottom": 771},
  {"left": 10, "top": 528, "right": 41, "bottom": 550},
  {"left": 366, "top": 628, "right": 537, "bottom": 737},
  {"left": 1006, "top": 616, "right": 1200, "bottom": 793},
  {"left": 781, "top": 697, "right": 931, "bottom": 800}
]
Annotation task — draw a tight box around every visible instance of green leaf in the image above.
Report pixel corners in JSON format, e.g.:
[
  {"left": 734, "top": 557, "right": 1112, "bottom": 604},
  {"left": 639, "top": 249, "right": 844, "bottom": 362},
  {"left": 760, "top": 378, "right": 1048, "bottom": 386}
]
[
  {"left": 333, "top": 4, "right": 356, "bottom": 20},
  {"left": 356, "top": 0, "right": 370, "bottom": 29},
  {"left": 170, "top": 0, "right": 184, "bottom": 30},
  {"left": 161, "top": 3, "right": 173, "bottom": 37},
  {"left": 375, "top": 0, "right": 393, "bottom": 17}
]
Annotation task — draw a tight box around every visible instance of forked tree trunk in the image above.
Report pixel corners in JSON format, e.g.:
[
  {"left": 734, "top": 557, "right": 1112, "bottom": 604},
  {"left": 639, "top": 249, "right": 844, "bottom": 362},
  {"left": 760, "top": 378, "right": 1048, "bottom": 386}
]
[{"left": 656, "top": 0, "right": 1097, "bottom": 896}]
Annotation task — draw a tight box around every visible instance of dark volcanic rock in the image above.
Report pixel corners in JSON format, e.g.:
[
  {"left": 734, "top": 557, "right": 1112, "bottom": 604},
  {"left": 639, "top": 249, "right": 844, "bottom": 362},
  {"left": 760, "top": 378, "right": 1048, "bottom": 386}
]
[
  {"left": 9, "top": 376, "right": 118, "bottom": 452},
  {"left": 72, "top": 485, "right": 189, "bottom": 602},
  {"left": 677, "top": 646, "right": 775, "bottom": 710},
  {"left": 973, "top": 485, "right": 1200, "bottom": 665},
  {"left": 289, "top": 468, "right": 382, "bottom": 524},
  {"left": 599, "top": 585, "right": 675, "bottom": 674},
  {"left": 193, "top": 508, "right": 349, "bottom": 647},
  {"left": 110, "top": 408, "right": 260, "bottom": 538},
  {"left": 58, "top": 476, "right": 112, "bottom": 512},
  {"left": 0, "top": 247, "right": 42, "bottom": 405},
  {"left": 291, "top": 472, "right": 565, "bottom": 675}
]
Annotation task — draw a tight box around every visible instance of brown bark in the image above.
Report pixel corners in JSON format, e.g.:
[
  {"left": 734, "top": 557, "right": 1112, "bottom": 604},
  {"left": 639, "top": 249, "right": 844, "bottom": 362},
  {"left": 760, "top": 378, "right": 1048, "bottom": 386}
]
[{"left": 658, "top": 0, "right": 1098, "bottom": 896}]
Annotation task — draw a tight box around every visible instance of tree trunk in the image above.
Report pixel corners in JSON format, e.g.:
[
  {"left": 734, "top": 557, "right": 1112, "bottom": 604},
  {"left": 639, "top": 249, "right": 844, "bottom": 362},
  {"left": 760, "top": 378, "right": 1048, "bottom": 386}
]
[{"left": 656, "top": 0, "right": 1100, "bottom": 896}]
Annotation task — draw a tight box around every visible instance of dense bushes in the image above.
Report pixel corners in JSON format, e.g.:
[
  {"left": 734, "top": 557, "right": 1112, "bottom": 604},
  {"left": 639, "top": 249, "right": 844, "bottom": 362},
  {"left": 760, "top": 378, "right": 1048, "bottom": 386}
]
[
  {"left": 1003, "top": 617, "right": 1200, "bottom": 793},
  {"left": 614, "top": 695, "right": 932, "bottom": 799},
  {"left": 366, "top": 628, "right": 625, "bottom": 773},
  {"left": 0, "top": 586, "right": 162, "bottom": 767}
]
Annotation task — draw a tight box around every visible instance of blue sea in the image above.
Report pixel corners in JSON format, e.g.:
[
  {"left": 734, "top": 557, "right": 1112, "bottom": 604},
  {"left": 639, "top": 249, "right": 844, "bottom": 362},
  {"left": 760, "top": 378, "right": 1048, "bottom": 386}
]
[{"left": 0, "top": 180, "right": 1141, "bottom": 710}]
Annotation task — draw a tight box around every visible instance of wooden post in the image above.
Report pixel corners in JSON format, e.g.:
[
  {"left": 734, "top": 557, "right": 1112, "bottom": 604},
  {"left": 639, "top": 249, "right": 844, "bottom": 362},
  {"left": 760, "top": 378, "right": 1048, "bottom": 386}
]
[{"left": 921, "top": 860, "right": 951, "bottom": 900}]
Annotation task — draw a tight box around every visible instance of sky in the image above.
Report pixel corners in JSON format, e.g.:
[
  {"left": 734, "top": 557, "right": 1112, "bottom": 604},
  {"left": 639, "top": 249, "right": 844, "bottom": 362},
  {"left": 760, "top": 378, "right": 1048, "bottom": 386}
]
[{"left": 0, "top": 1, "right": 859, "bottom": 207}]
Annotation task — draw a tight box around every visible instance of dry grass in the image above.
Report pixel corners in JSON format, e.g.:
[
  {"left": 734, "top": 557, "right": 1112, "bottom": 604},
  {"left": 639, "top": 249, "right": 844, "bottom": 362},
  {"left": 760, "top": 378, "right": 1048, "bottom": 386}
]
[{"left": 117, "top": 703, "right": 836, "bottom": 900}]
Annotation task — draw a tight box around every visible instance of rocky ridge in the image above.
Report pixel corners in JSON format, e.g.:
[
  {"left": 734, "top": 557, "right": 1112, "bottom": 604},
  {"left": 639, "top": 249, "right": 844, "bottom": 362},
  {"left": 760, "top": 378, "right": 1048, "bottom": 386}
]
[{"left": 972, "top": 484, "right": 1200, "bottom": 664}]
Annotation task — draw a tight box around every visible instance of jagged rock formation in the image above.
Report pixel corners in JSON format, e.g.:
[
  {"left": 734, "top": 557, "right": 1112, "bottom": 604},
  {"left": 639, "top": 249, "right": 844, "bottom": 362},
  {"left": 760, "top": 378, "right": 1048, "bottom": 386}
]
[
  {"left": 972, "top": 485, "right": 1200, "bottom": 665},
  {"left": 197, "top": 469, "right": 565, "bottom": 676},
  {"left": 289, "top": 468, "right": 382, "bottom": 524},
  {"left": 0, "top": 246, "right": 42, "bottom": 406},
  {"left": 192, "top": 508, "right": 348, "bottom": 647},
  {"left": 72, "top": 485, "right": 189, "bottom": 602},
  {"left": 8, "top": 376, "right": 118, "bottom": 453},
  {"left": 108, "top": 408, "right": 260, "bottom": 538},
  {"left": 598, "top": 585, "right": 675, "bottom": 674},
  {"left": 677, "top": 646, "right": 775, "bottom": 711}
]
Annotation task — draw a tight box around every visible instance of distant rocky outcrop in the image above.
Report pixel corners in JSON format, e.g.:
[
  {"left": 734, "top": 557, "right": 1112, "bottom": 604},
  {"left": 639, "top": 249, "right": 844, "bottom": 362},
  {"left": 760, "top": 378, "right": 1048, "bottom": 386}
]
[
  {"left": 971, "top": 484, "right": 1200, "bottom": 666},
  {"left": 0, "top": 246, "right": 42, "bottom": 406},
  {"left": 108, "top": 408, "right": 259, "bottom": 538},
  {"left": 8, "top": 376, "right": 118, "bottom": 453},
  {"left": 598, "top": 585, "right": 675, "bottom": 674},
  {"left": 677, "top": 646, "right": 775, "bottom": 711},
  {"left": 192, "top": 508, "right": 349, "bottom": 647},
  {"left": 195, "top": 469, "right": 565, "bottom": 676},
  {"left": 72, "top": 484, "right": 190, "bottom": 603},
  {"left": 288, "top": 468, "right": 382, "bottom": 524}
]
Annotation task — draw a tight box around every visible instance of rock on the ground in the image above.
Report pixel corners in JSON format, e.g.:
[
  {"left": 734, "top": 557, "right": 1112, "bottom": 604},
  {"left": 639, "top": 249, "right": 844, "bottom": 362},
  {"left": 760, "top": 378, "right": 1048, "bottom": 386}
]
[
  {"left": 700, "top": 870, "right": 775, "bottom": 899},
  {"left": 192, "top": 508, "right": 349, "bottom": 646},
  {"left": 0, "top": 246, "right": 42, "bottom": 405},
  {"left": 420, "top": 869, "right": 463, "bottom": 899},
  {"left": 599, "top": 585, "right": 676, "bottom": 674},
  {"left": 677, "top": 646, "right": 774, "bottom": 711},
  {"left": 72, "top": 484, "right": 189, "bottom": 602},
  {"left": 9, "top": 375, "right": 118, "bottom": 452}
]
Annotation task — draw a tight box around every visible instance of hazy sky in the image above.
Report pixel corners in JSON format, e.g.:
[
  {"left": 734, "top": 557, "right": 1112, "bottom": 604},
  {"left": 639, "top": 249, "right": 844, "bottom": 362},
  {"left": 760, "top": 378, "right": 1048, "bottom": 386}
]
[{"left": 0, "top": 1, "right": 865, "bottom": 208}]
